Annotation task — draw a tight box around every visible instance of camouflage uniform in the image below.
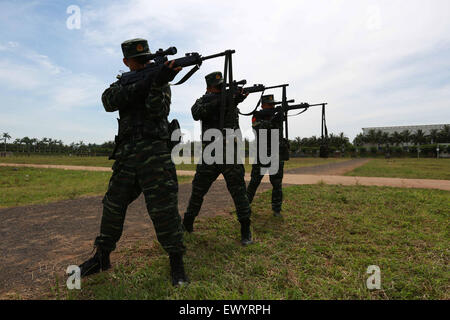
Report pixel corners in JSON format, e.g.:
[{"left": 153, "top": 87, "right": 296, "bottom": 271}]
[
  {"left": 246, "top": 95, "right": 285, "bottom": 214},
  {"left": 184, "top": 72, "right": 251, "bottom": 224},
  {"left": 94, "top": 39, "right": 185, "bottom": 255}
]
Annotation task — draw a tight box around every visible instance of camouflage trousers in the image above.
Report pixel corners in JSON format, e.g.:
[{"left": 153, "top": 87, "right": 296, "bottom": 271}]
[
  {"left": 185, "top": 163, "right": 251, "bottom": 222},
  {"left": 246, "top": 161, "right": 284, "bottom": 213},
  {"left": 94, "top": 139, "right": 185, "bottom": 254}
]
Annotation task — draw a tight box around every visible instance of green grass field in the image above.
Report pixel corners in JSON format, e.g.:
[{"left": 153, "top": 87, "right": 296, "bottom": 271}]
[
  {"left": 58, "top": 185, "right": 449, "bottom": 300},
  {"left": 345, "top": 158, "right": 450, "bottom": 180},
  {"left": 0, "top": 155, "right": 347, "bottom": 172},
  {"left": 0, "top": 167, "right": 192, "bottom": 208}
]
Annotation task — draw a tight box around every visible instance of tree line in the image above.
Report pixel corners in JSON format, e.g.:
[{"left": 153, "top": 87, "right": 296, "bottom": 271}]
[
  {"left": 353, "top": 126, "right": 450, "bottom": 147},
  {"left": 2, "top": 126, "right": 449, "bottom": 157},
  {"left": 1, "top": 133, "right": 114, "bottom": 156}
]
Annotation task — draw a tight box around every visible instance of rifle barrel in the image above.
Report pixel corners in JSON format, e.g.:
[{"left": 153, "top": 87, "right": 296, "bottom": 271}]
[
  {"left": 265, "top": 84, "right": 289, "bottom": 90},
  {"left": 274, "top": 99, "right": 295, "bottom": 105},
  {"left": 202, "top": 49, "right": 236, "bottom": 61},
  {"left": 287, "top": 102, "right": 327, "bottom": 110}
]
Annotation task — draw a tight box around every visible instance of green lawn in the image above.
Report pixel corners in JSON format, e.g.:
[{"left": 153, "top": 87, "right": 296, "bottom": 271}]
[
  {"left": 0, "top": 167, "right": 192, "bottom": 208},
  {"left": 59, "top": 185, "right": 449, "bottom": 300},
  {"left": 345, "top": 158, "right": 450, "bottom": 180},
  {"left": 0, "top": 155, "right": 347, "bottom": 172}
]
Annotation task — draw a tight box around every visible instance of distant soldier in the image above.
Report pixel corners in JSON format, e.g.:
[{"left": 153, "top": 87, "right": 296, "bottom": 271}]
[
  {"left": 76, "top": 38, "right": 188, "bottom": 286},
  {"left": 182, "top": 72, "right": 253, "bottom": 246},
  {"left": 246, "top": 94, "right": 285, "bottom": 217}
]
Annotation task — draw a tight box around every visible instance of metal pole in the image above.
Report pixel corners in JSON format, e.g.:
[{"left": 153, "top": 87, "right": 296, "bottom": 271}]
[
  {"left": 321, "top": 105, "right": 324, "bottom": 141},
  {"left": 219, "top": 53, "right": 229, "bottom": 131},
  {"left": 282, "top": 86, "right": 288, "bottom": 141}
]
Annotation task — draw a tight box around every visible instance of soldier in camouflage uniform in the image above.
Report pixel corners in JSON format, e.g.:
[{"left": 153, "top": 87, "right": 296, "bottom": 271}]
[
  {"left": 182, "top": 72, "right": 253, "bottom": 246},
  {"left": 246, "top": 94, "right": 285, "bottom": 217},
  {"left": 77, "top": 39, "right": 188, "bottom": 286}
]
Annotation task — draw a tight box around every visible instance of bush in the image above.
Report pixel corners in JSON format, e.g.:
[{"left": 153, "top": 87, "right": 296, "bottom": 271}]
[
  {"left": 358, "top": 147, "right": 367, "bottom": 155},
  {"left": 301, "top": 147, "right": 319, "bottom": 156},
  {"left": 370, "top": 147, "right": 378, "bottom": 155},
  {"left": 420, "top": 144, "right": 437, "bottom": 157}
]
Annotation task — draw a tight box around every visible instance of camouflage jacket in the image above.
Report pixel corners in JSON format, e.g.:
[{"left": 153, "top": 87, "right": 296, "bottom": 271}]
[
  {"left": 252, "top": 108, "right": 283, "bottom": 153},
  {"left": 191, "top": 91, "right": 246, "bottom": 135},
  {"left": 102, "top": 80, "right": 172, "bottom": 142}
]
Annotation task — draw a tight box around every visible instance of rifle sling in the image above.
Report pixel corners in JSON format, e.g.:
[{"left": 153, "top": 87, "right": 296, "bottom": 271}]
[
  {"left": 172, "top": 65, "right": 200, "bottom": 86},
  {"left": 238, "top": 90, "right": 265, "bottom": 116}
]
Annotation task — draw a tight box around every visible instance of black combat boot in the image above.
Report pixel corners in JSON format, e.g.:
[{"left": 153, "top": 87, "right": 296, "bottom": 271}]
[
  {"left": 273, "top": 211, "right": 282, "bottom": 218},
  {"left": 79, "top": 247, "right": 111, "bottom": 277},
  {"left": 169, "top": 253, "right": 189, "bottom": 287},
  {"left": 182, "top": 214, "right": 196, "bottom": 233},
  {"left": 240, "top": 218, "right": 254, "bottom": 246}
]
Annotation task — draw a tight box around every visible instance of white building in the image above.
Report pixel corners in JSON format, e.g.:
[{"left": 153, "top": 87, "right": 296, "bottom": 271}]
[{"left": 362, "top": 124, "right": 449, "bottom": 136}]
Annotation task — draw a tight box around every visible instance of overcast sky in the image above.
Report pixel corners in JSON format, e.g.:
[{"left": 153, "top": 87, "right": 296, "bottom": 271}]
[{"left": 0, "top": 0, "right": 449, "bottom": 144}]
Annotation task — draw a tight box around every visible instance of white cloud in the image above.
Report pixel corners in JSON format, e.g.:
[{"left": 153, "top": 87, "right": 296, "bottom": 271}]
[
  {"left": 76, "top": 0, "right": 450, "bottom": 141},
  {"left": 0, "top": 42, "right": 108, "bottom": 143},
  {"left": 2, "top": 0, "right": 450, "bottom": 144}
]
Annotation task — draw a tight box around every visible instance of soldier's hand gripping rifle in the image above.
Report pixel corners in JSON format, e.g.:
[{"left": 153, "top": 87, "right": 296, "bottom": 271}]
[
  {"left": 225, "top": 80, "right": 266, "bottom": 98},
  {"left": 118, "top": 47, "right": 236, "bottom": 86},
  {"left": 228, "top": 80, "right": 265, "bottom": 94}
]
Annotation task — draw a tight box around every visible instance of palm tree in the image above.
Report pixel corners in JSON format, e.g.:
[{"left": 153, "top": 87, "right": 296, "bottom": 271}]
[
  {"left": 412, "top": 129, "right": 426, "bottom": 146},
  {"left": 41, "top": 137, "right": 49, "bottom": 153},
  {"left": 374, "top": 130, "right": 383, "bottom": 148},
  {"left": 57, "top": 140, "right": 64, "bottom": 154},
  {"left": 48, "top": 138, "right": 56, "bottom": 154},
  {"left": 2, "top": 132, "right": 11, "bottom": 153},
  {"left": 381, "top": 132, "right": 390, "bottom": 146},
  {"left": 30, "top": 138, "right": 38, "bottom": 153},
  {"left": 338, "top": 132, "right": 349, "bottom": 145},
  {"left": 365, "top": 129, "right": 377, "bottom": 146},
  {"left": 353, "top": 133, "right": 365, "bottom": 146},
  {"left": 294, "top": 136, "right": 301, "bottom": 152},
  {"left": 70, "top": 142, "right": 77, "bottom": 154},
  {"left": 391, "top": 131, "right": 402, "bottom": 146},
  {"left": 438, "top": 125, "right": 450, "bottom": 143},
  {"left": 21, "top": 137, "right": 30, "bottom": 152},
  {"left": 13, "top": 138, "right": 21, "bottom": 152},
  {"left": 429, "top": 129, "right": 439, "bottom": 144},
  {"left": 400, "top": 130, "right": 411, "bottom": 147}
]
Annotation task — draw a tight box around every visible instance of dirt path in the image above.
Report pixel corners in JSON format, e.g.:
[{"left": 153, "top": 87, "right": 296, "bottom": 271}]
[
  {"left": 0, "top": 159, "right": 369, "bottom": 176},
  {"left": 285, "top": 158, "right": 370, "bottom": 175},
  {"left": 274, "top": 174, "right": 450, "bottom": 191}
]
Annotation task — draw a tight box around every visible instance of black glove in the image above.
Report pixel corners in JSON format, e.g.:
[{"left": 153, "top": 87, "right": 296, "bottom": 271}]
[{"left": 154, "top": 63, "right": 179, "bottom": 86}]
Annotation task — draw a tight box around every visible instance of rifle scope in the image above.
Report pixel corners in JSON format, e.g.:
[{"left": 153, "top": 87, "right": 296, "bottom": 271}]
[{"left": 149, "top": 47, "right": 178, "bottom": 60}]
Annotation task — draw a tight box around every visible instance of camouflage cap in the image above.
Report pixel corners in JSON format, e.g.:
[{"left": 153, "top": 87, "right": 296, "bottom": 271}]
[
  {"left": 261, "top": 94, "right": 276, "bottom": 105},
  {"left": 121, "top": 38, "right": 151, "bottom": 59},
  {"left": 205, "top": 71, "right": 224, "bottom": 87}
]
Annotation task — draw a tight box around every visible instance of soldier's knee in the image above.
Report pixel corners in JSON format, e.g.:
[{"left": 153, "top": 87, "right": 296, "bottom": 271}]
[{"left": 102, "top": 194, "right": 128, "bottom": 212}]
